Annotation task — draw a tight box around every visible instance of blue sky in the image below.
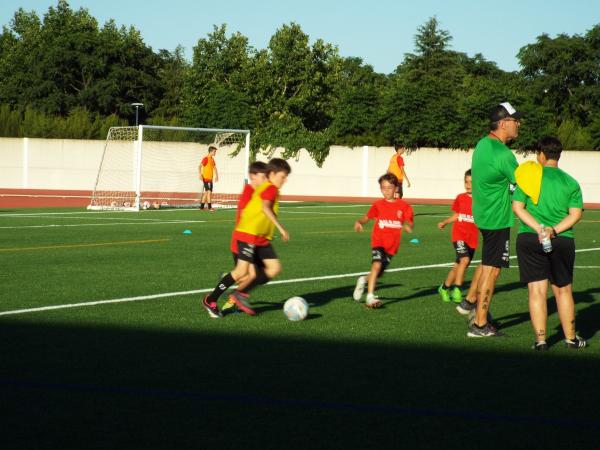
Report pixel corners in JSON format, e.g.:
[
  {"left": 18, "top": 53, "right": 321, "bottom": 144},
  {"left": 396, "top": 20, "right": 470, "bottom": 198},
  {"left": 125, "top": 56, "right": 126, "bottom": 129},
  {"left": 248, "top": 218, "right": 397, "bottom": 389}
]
[{"left": 1, "top": 0, "right": 599, "bottom": 74}]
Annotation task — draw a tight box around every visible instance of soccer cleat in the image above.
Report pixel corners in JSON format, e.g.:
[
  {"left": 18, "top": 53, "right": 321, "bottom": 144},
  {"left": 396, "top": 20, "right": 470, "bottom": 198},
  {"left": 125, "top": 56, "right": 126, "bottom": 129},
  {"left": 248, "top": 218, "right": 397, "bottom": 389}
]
[
  {"left": 221, "top": 298, "right": 237, "bottom": 313},
  {"left": 353, "top": 276, "right": 366, "bottom": 301},
  {"left": 202, "top": 295, "right": 222, "bottom": 319},
  {"left": 532, "top": 341, "right": 548, "bottom": 351},
  {"left": 467, "top": 322, "right": 502, "bottom": 338},
  {"left": 365, "top": 294, "right": 382, "bottom": 309},
  {"left": 209, "top": 208, "right": 216, "bottom": 212},
  {"left": 229, "top": 291, "right": 256, "bottom": 316},
  {"left": 456, "top": 299, "right": 476, "bottom": 315},
  {"left": 467, "top": 309, "right": 496, "bottom": 328},
  {"left": 565, "top": 335, "right": 587, "bottom": 349},
  {"left": 450, "top": 287, "right": 463, "bottom": 303},
  {"left": 438, "top": 285, "right": 450, "bottom": 303}
]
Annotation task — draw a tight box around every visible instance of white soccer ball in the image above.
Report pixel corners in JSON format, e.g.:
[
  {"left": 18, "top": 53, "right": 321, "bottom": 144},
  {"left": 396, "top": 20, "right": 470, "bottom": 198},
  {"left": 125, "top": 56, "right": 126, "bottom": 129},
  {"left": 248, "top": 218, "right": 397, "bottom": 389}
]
[
  {"left": 141, "top": 201, "right": 151, "bottom": 210},
  {"left": 283, "top": 296, "right": 309, "bottom": 321}
]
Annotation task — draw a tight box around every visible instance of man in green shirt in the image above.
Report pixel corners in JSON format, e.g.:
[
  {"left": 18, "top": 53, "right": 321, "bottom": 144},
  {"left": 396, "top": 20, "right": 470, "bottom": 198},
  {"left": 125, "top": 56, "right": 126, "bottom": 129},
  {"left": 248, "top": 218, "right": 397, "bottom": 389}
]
[
  {"left": 467, "top": 102, "right": 520, "bottom": 338},
  {"left": 512, "top": 136, "right": 586, "bottom": 350}
]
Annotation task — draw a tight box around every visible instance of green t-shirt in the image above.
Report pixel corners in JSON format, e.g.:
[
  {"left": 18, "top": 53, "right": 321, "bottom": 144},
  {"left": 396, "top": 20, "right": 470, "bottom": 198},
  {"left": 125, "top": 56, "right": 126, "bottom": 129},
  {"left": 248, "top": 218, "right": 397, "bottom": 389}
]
[
  {"left": 513, "top": 166, "right": 583, "bottom": 238},
  {"left": 471, "top": 136, "right": 518, "bottom": 229}
]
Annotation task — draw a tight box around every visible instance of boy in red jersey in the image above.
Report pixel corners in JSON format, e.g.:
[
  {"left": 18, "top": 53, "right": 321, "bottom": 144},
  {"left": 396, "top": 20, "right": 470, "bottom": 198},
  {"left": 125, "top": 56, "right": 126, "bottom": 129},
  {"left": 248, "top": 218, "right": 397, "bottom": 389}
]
[
  {"left": 199, "top": 145, "right": 218, "bottom": 211},
  {"left": 353, "top": 173, "right": 414, "bottom": 308},
  {"left": 202, "top": 158, "right": 291, "bottom": 318},
  {"left": 437, "top": 169, "right": 482, "bottom": 309},
  {"left": 221, "top": 161, "right": 268, "bottom": 313}
]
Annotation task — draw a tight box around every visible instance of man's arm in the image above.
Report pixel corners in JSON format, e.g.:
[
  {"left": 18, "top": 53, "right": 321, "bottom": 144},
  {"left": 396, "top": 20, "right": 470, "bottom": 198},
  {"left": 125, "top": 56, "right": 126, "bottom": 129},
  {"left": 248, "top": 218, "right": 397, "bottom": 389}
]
[
  {"left": 262, "top": 199, "right": 289, "bottom": 241},
  {"left": 552, "top": 207, "right": 583, "bottom": 236},
  {"left": 512, "top": 200, "right": 549, "bottom": 239}
]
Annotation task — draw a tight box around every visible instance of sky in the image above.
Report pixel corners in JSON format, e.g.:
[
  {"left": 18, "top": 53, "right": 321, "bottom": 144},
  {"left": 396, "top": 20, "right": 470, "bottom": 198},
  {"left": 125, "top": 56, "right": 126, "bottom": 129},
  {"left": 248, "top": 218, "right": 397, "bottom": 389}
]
[{"left": 1, "top": 0, "right": 599, "bottom": 74}]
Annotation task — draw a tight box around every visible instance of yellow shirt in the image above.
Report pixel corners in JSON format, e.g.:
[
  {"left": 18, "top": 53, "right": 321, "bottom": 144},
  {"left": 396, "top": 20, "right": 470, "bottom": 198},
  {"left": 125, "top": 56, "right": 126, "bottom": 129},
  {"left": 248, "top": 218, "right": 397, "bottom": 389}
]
[
  {"left": 387, "top": 154, "right": 404, "bottom": 181},
  {"left": 235, "top": 181, "right": 279, "bottom": 242},
  {"left": 201, "top": 155, "right": 216, "bottom": 181}
]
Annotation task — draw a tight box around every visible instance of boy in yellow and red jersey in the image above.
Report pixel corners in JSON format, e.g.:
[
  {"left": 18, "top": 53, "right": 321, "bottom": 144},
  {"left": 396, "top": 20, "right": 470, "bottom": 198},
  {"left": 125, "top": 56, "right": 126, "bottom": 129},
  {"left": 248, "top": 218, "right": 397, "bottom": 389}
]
[
  {"left": 202, "top": 158, "right": 291, "bottom": 318},
  {"left": 437, "top": 169, "right": 483, "bottom": 310},
  {"left": 387, "top": 143, "right": 412, "bottom": 198},
  {"left": 353, "top": 173, "right": 414, "bottom": 308},
  {"left": 199, "top": 145, "right": 218, "bottom": 211},
  {"left": 221, "top": 161, "right": 268, "bottom": 313}
]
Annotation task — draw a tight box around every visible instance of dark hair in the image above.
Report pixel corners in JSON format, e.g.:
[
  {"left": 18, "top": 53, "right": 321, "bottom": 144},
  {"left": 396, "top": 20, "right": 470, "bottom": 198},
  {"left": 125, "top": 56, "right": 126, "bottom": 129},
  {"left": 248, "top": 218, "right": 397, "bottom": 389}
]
[
  {"left": 249, "top": 161, "right": 268, "bottom": 174},
  {"left": 208, "top": 145, "right": 217, "bottom": 152},
  {"left": 464, "top": 169, "right": 472, "bottom": 178},
  {"left": 378, "top": 172, "right": 398, "bottom": 186},
  {"left": 393, "top": 143, "right": 405, "bottom": 151},
  {"left": 266, "top": 158, "right": 291, "bottom": 175},
  {"left": 537, "top": 136, "right": 562, "bottom": 161}
]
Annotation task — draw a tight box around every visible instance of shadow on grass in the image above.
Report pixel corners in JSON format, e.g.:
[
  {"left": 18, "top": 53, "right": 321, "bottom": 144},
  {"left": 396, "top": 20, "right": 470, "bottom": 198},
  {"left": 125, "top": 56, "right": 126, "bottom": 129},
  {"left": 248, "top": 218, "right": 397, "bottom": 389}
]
[{"left": 1, "top": 320, "right": 599, "bottom": 449}]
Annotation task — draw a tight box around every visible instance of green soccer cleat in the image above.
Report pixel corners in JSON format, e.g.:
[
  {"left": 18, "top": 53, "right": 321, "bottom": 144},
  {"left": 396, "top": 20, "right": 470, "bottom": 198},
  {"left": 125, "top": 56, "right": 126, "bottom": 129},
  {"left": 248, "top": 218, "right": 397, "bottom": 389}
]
[
  {"left": 221, "top": 298, "right": 237, "bottom": 312},
  {"left": 438, "top": 285, "right": 450, "bottom": 302},
  {"left": 450, "top": 286, "right": 463, "bottom": 303}
]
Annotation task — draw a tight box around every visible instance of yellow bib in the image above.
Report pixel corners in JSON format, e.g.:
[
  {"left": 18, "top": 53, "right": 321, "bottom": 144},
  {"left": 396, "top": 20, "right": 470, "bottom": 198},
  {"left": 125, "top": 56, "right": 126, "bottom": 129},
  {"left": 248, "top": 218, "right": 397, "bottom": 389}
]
[
  {"left": 235, "top": 181, "right": 279, "bottom": 240},
  {"left": 515, "top": 161, "right": 543, "bottom": 205},
  {"left": 387, "top": 155, "right": 403, "bottom": 180}
]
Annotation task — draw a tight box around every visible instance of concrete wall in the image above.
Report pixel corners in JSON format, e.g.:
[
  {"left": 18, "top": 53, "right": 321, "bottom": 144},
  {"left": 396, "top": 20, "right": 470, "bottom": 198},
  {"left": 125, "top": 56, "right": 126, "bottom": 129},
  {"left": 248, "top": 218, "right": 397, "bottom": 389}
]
[{"left": 1, "top": 137, "right": 599, "bottom": 203}]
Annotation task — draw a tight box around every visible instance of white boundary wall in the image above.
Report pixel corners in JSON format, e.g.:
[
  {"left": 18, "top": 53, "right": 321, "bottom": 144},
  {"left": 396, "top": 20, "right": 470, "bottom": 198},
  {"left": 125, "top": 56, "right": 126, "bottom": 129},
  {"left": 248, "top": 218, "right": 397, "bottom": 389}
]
[{"left": 1, "top": 137, "right": 599, "bottom": 203}]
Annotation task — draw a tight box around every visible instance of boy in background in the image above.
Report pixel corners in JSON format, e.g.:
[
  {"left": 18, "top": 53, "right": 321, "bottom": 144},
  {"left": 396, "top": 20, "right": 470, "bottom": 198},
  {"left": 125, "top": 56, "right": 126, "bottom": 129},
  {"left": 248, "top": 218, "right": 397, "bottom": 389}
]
[
  {"left": 437, "top": 169, "right": 482, "bottom": 308},
  {"left": 202, "top": 158, "right": 291, "bottom": 318},
  {"left": 221, "top": 161, "right": 268, "bottom": 313},
  {"left": 387, "top": 144, "right": 412, "bottom": 198},
  {"left": 199, "top": 145, "right": 219, "bottom": 211},
  {"left": 353, "top": 173, "right": 414, "bottom": 308}
]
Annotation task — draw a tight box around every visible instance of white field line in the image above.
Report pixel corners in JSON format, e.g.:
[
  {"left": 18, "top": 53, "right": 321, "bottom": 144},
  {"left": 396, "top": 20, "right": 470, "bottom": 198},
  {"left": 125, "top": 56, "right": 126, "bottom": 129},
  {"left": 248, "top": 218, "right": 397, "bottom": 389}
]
[
  {"left": 0, "top": 220, "right": 206, "bottom": 229},
  {"left": 2, "top": 247, "right": 599, "bottom": 317}
]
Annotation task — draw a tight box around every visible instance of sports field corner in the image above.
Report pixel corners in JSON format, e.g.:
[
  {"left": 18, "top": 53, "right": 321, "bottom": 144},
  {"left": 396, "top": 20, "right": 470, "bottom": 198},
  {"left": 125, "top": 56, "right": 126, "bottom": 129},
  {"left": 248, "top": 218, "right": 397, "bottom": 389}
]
[{"left": 1, "top": 203, "right": 599, "bottom": 449}]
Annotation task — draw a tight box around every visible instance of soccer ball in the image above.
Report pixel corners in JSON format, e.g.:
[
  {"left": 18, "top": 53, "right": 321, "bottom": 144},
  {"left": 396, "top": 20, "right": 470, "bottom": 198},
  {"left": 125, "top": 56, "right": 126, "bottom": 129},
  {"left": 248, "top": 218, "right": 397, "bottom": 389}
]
[
  {"left": 141, "top": 201, "right": 151, "bottom": 210},
  {"left": 283, "top": 296, "right": 309, "bottom": 321}
]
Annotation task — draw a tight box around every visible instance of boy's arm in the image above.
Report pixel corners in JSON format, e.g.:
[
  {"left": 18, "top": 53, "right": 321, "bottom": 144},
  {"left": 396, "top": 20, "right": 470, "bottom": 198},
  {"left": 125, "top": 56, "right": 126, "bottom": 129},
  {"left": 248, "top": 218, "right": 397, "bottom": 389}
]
[
  {"left": 512, "top": 200, "right": 546, "bottom": 240},
  {"left": 402, "top": 167, "right": 411, "bottom": 187},
  {"left": 214, "top": 164, "right": 219, "bottom": 182},
  {"left": 438, "top": 212, "right": 458, "bottom": 230},
  {"left": 354, "top": 214, "right": 371, "bottom": 232},
  {"left": 552, "top": 207, "right": 582, "bottom": 236},
  {"left": 262, "top": 199, "right": 289, "bottom": 241}
]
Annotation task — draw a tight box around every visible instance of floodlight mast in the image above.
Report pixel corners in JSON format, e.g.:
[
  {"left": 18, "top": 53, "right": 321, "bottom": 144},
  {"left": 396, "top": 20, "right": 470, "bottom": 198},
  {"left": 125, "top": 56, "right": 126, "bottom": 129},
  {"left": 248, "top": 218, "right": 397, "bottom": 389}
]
[{"left": 131, "top": 102, "right": 144, "bottom": 126}]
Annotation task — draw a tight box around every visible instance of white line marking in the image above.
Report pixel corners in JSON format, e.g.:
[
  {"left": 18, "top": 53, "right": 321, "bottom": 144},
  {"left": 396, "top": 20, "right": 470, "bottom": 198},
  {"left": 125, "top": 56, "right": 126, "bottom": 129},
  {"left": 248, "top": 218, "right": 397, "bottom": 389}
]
[
  {"left": 0, "top": 220, "right": 206, "bottom": 229},
  {"left": 2, "top": 247, "right": 598, "bottom": 317}
]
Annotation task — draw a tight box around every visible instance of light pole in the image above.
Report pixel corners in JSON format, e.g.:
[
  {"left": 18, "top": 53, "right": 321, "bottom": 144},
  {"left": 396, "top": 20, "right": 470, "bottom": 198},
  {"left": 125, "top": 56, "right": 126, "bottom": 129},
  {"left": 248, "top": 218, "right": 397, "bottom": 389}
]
[{"left": 131, "top": 102, "right": 144, "bottom": 126}]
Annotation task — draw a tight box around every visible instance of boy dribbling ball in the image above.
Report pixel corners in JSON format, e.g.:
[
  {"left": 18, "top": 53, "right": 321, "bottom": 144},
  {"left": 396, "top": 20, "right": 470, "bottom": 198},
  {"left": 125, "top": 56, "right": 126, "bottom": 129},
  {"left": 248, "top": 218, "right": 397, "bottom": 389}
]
[{"left": 353, "top": 173, "right": 414, "bottom": 308}]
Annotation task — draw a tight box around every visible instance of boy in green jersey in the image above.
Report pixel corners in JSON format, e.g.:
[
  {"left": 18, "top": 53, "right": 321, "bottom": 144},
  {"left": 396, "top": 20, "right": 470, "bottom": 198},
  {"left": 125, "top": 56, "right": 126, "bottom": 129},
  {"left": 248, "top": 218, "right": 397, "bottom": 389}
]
[
  {"left": 468, "top": 102, "right": 520, "bottom": 338},
  {"left": 512, "top": 137, "right": 586, "bottom": 350}
]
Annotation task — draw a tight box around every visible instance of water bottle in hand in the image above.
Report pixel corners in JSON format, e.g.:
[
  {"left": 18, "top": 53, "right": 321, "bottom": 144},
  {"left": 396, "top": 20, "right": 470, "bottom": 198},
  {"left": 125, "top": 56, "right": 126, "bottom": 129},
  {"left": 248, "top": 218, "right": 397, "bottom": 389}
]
[{"left": 540, "top": 224, "right": 552, "bottom": 253}]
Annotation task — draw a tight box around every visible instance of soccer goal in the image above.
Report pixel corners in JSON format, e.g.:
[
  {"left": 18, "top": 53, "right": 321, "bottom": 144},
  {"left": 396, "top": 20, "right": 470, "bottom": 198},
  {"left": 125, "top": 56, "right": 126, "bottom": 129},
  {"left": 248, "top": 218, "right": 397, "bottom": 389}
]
[{"left": 88, "top": 125, "right": 250, "bottom": 211}]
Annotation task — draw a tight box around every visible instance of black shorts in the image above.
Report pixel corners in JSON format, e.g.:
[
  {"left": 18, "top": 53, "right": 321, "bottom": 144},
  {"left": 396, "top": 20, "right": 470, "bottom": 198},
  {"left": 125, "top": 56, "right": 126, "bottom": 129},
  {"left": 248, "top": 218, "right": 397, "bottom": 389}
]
[
  {"left": 516, "top": 233, "right": 575, "bottom": 287},
  {"left": 232, "top": 250, "right": 266, "bottom": 268},
  {"left": 236, "top": 241, "right": 277, "bottom": 264},
  {"left": 203, "top": 181, "right": 213, "bottom": 191},
  {"left": 372, "top": 247, "right": 393, "bottom": 275},
  {"left": 480, "top": 228, "right": 510, "bottom": 268},
  {"left": 453, "top": 240, "right": 475, "bottom": 263}
]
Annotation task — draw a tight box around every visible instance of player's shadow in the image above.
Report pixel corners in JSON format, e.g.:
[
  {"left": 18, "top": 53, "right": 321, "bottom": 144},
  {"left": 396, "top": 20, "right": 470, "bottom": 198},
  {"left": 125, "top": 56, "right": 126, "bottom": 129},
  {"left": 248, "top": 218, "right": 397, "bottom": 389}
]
[{"left": 251, "top": 282, "right": 406, "bottom": 314}]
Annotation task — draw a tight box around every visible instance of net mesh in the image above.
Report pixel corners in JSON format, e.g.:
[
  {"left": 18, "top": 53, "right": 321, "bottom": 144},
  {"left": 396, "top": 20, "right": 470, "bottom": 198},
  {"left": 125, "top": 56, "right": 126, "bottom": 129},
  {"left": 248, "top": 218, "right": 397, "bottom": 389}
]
[{"left": 88, "top": 126, "right": 249, "bottom": 211}]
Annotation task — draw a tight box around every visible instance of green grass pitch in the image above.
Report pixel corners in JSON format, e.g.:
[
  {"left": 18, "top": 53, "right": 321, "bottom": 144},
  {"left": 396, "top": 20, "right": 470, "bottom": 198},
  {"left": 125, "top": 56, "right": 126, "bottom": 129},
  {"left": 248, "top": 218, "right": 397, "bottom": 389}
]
[{"left": 1, "top": 203, "right": 599, "bottom": 449}]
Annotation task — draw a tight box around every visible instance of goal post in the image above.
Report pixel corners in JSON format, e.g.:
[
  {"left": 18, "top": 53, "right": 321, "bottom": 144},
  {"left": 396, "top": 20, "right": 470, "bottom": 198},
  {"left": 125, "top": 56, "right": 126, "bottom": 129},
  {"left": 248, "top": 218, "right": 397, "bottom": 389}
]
[{"left": 88, "top": 125, "right": 251, "bottom": 211}]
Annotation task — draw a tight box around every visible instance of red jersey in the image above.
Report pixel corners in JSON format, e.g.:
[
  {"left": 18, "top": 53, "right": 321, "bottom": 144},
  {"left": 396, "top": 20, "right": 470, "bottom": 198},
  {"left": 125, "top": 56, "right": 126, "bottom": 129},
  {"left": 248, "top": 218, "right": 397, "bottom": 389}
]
[
  {"left": 451, "top": 193, "right": 478, "bottom": 249},
  {"left": 230, "top": 184, "right": 255, "bottom": 253},
  {"left": 367, "top": 198, "right": 414, "bottom": 255}
]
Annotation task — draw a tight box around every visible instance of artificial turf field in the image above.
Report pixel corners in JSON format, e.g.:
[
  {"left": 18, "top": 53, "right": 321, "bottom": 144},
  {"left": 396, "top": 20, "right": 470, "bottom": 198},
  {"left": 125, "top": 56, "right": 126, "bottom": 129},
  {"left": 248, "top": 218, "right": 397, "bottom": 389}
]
[{"left": 1, "top": 203, "right": 599, "bottom": 449}]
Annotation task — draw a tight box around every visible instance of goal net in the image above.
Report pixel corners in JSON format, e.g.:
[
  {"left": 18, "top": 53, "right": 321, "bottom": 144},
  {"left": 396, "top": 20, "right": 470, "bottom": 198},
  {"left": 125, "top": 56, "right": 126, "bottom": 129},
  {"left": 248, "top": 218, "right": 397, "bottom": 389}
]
[{"left": 88, "top": 125, "right": 250, "bottom": 211}]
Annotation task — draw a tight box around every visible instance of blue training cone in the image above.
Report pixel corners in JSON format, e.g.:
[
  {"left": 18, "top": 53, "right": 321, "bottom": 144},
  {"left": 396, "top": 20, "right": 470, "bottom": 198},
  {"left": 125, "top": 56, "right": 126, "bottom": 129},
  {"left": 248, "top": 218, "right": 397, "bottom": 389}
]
[
  {"left": 409, "top": 238, "right": 419, "bottom": 244},
  {"left": 183, "top": 229, "right": 192, "bottom": 235}
]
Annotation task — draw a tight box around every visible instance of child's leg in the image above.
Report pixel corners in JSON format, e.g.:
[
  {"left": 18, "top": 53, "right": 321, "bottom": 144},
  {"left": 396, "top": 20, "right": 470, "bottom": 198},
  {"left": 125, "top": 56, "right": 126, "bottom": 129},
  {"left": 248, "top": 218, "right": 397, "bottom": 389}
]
[
  {"left": 443, "top": 264, "right": 458, "bottom": 287},
  {"left": 454, "top": 257, "right": 471, "bottom": 287},
  {"left": 551, "top": 283, "right": 576, "bottom": 340},
  {"left": 207, "top": 259, "right": 251, "bottom": 301},
  {"left": 367, "top": 261, "right": 382, "bottom": 295}
]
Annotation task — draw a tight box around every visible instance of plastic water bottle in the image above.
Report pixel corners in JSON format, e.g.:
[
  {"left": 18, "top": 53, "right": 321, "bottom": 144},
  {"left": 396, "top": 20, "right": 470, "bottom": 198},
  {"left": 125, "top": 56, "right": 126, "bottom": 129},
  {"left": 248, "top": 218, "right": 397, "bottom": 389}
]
[{"left": 540, "top": 224, "right": 552, "bottom": 253}]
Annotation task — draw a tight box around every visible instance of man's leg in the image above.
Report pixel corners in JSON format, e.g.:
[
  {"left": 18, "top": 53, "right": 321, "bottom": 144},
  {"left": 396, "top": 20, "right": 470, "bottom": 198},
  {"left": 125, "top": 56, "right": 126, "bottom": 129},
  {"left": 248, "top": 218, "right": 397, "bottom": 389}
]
[
  {"left": 465, "top": 265, "right": 482, "bottom": 303},
  {"left": 474, "top": 264, "right": 500, "bottom": 326},
  {"left": 552, "top": 283, "right": 576, "bottom": 340},
  {"left": 528, "top": 280, "right": 548, "bottom": 343}
]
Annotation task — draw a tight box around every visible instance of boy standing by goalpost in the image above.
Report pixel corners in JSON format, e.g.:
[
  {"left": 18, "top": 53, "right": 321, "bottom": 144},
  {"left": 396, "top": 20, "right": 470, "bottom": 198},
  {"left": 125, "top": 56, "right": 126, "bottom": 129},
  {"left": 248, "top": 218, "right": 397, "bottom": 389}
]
[
  {"left": 387, "top": 143, "right": 412, "bottom": 199},
  {"left": 199, "top": 145, "right": 219, "bottom": 211},
  {"left": 202, "top": 158, "right": 291, "bottom": 318},
  {"left": 352, "top": 173, "right": 414, "bottom": 308}
]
